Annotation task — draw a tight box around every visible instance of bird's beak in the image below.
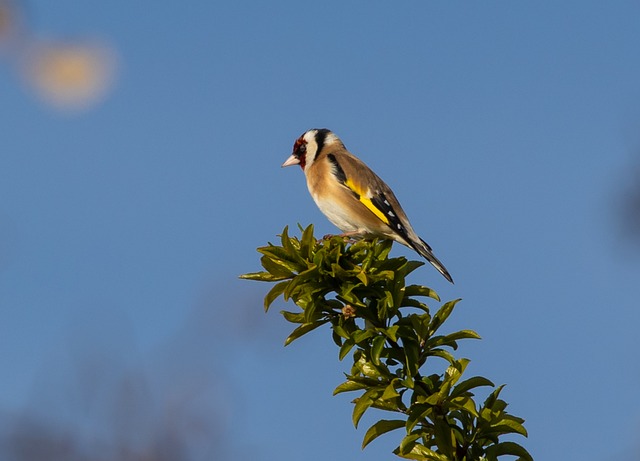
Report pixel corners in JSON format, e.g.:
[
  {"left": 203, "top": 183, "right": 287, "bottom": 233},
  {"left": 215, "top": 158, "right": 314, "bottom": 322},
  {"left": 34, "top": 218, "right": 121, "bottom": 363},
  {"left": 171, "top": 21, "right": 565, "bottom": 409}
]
[{"left": 281, "top": 154, "right": 300, "bottom": 168}]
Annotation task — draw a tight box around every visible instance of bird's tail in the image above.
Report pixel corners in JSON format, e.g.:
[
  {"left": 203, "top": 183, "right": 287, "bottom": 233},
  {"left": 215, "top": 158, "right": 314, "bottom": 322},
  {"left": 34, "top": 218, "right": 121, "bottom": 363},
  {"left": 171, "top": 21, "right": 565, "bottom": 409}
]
[{"left": 411, "top": 238, "right": 454, "bottom": 284}]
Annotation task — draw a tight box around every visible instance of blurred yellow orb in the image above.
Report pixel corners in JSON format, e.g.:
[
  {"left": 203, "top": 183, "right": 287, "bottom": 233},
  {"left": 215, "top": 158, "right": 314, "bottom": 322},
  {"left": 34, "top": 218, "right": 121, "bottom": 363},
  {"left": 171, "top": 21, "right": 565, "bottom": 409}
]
[{"left": 23, "top": 39, "right": 117, "bottom": 111}]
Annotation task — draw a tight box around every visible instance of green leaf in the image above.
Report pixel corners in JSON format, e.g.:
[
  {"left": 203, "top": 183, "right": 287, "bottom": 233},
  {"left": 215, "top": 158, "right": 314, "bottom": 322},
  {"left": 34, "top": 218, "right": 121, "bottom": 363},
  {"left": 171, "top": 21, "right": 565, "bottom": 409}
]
[
  {"left": 370, "top": 396, "right": 404, "bottom": 413},
  {"left": 264, "top": 281, "right": 289, "bottom": 311},
  {"left": 333, "top": 379, "right": 368, "bottom": 395},
  {"left": 332, "top": 324, "right": 349, "bottom": 339},
  {"left": 484, "top": 384, "right": 506, "bottom": 409},
  {"left": 403, "top": 260, "right": 426, "bottom": 276},
  {"left": 352, "top": 387, "right": 384, "bottom": 428},
  {"left": 444, "top": 358, "right": 470, "bottom": 387},
  {"left": 355, "top": 269, "right": 368, "bottom": 285},
  {"left": 403, "top": 337, "right": 420, "bottom": 377},
  {"left": 260, "top": 255, "right": 295, "bottom": 278},
  {"left": 444, "top": 329, "right": 482, "bottom": 341},
  {"left": 381, "top": 380, "right": 401, "bottom": 400},
  {"left": 373, "top": 239, "right": 394, "bottom": 260},
  {"left": 383, "top": 325, "right": 400, "bottom": 342},
  {"left": 283, "top": 265, "right": 319, "bottom": 299},
  {"left": 280, "top": 310, "right": 305, "bottom": 323},
  {"left": 451, "top": 376, "right": 494, "bottom": 398},
  {"left": 358, "top": 358, "right": 385, "bottom": 379},
  {"left": 361, "top": 419, "right": 405, "bottom": 449},
  {"left": 407, "top": 313, "right": 430, "bottom": 342},
  {"left": 299, "top": 224, "right": 315, "bottom": 258},
  {"left": 404, "top": 284, "right": 440, "bottom": 301},
  {"left": 397, "top": 432, "right": 422, "bottom": 456},
  {"left": 338, "top": 374, "right": 382, "bottom": 389},
  {"left": 489, "top": 417, "right": 529, "bottom": 437},
  {"left": 339, "top": 339, "right": 355, "bottom": 361},
  {"left": 330, "top": 262, "right": 356, "bottom": 281},
  {"left": 352, "top": 329, "right": 376, "bottom": 345},
  {"left": 427, "top": 348, "right": 456, "bottom": 365},
  {"left": 429, "top": 299, "right": 461, "bottom": 335},
  {"left": 284, "top": 320, "right": 329, "bottom": 346},
  {"left": 433, "top": 417, "right": 455, "bottom": 459},
  {"left": 401, "top": 298, "right": 430, "bottom": 311},
  {"left": 280, "top": 226, "right": 301, "bottom": 260},
  {"left": 376, "top": 269, "right": 396, "bottom": 281},
  {"left": 427, "top": 330, "right": 481, "bottom": 350},
  {"left": 371, "top": 335, "right": 386, "bottom": 366},
  {"left": 448, "top": 396, "right": 479, "bottom": 418},
  {"left": 485, "top": 441, "right": 533, "bottom": 461},
  {"left": 397, "top": 436, "right": 450, "bottom": 461},
  {"left": 258, "top": 246, "right": 305, "bottom": 272},
  {"left": 406, "top": 403, "right": 433, "bottom": 433},
  {"left": 238, "top": 271, "right": 286, "bottom": 281}
]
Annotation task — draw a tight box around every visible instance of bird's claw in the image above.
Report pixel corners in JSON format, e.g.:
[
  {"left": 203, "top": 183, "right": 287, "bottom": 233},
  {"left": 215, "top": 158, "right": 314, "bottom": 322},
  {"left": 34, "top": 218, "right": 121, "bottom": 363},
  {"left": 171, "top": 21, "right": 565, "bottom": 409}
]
[{"left": 318, "top": 234, "right": 357, "bottom": 244}]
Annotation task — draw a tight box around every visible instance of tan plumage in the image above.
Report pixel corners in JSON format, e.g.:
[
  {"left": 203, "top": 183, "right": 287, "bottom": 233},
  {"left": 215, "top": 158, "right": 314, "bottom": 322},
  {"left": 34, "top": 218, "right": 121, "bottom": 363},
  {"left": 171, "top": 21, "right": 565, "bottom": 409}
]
[{"left": 282, "top": 128, "right": 453, "bottom": 283}]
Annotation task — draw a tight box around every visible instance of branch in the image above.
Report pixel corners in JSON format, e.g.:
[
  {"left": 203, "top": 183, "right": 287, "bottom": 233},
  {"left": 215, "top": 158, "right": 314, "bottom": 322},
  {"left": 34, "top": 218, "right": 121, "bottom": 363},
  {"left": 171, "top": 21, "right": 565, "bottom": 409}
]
[{"left": 241, "top": 225, "right": 532, "bottom": 461}]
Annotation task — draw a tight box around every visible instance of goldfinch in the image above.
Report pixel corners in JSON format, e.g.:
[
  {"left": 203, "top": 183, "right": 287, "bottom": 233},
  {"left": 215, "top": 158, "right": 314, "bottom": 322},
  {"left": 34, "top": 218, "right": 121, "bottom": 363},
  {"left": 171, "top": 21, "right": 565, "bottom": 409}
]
[{"left": 282, "top": 128, "right": 453, "bottom": 283}]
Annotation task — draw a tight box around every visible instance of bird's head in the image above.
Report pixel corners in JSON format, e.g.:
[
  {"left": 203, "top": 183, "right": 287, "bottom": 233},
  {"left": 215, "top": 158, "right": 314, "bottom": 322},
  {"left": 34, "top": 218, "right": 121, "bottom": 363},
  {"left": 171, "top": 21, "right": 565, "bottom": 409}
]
[{"left": 282, "top": 128, "right": 341, "bottom": 171}]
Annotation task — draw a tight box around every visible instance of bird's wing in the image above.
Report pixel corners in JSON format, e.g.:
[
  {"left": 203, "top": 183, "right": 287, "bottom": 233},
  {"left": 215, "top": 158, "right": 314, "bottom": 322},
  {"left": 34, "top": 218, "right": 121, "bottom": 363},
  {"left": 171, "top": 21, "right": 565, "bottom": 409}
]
[
  {"left": 323, "top": 150, "right": 454, "bottom": 283},
  {"left": 326, "top": 152, "right": 415, "bottom": 244}
]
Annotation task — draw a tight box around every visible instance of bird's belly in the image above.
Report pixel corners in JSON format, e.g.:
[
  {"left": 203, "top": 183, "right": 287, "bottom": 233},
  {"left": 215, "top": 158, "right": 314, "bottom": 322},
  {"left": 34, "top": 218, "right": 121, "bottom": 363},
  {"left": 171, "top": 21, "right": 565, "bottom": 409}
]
[{"left": 313, "top": 194, "right": 361, "bottom": 233}]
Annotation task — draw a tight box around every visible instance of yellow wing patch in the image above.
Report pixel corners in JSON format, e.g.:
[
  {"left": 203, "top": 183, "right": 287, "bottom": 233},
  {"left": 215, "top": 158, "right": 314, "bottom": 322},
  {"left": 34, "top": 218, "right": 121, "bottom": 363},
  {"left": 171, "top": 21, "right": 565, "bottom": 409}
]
[{"left": 344, "top": 178, "right": 390, "bottom": 225}]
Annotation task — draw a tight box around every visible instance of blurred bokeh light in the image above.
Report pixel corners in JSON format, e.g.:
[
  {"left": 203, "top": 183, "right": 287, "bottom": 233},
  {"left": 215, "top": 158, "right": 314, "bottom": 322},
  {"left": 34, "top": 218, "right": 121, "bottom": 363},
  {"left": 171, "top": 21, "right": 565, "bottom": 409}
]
[
  {"left": 21, "top": 40, "right": 117, "bottom": 112},
  {"left": 0, "top": 0, "right": 20, "bottom": 50},
  {"left": 1, "top": 0, "right": 117, "bottom": 111},
  {"left": 621, "top": 162, "right": 640, "bottom": 244}
]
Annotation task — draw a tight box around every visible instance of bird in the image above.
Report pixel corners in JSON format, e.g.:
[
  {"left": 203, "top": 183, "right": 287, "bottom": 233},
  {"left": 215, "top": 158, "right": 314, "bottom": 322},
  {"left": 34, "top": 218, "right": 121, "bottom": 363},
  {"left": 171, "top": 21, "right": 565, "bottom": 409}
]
[{"left": 282, "top": 128, "right": 453, "bottom": 283}]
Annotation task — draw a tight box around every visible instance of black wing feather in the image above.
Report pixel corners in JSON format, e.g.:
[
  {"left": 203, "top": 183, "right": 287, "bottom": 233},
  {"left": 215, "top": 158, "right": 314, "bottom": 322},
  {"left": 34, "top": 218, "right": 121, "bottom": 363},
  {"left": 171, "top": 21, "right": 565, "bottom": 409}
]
[{"left": 370, "top": 192, "right": 413, "bottom": 244}]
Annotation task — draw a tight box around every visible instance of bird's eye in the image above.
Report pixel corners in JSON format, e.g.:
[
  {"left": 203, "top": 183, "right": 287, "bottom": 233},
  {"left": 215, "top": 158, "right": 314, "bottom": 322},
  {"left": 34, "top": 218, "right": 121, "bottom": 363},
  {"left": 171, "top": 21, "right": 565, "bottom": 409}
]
[{"left": 295, "top": 142, "right": 307, "bottom": 157}]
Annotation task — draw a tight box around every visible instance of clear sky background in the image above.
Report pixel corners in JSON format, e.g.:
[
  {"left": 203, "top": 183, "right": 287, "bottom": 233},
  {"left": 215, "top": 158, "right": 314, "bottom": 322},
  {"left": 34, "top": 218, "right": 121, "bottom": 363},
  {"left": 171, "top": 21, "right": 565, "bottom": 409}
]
[{"left": 1, "top": 1, "right": 640, "bottom": 460}]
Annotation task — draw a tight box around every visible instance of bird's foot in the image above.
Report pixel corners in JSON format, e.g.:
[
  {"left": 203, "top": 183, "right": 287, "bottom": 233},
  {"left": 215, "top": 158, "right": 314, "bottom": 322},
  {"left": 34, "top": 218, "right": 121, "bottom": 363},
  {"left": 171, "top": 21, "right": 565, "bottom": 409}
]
[
  {"left": 338, "top": 232, "right": 360, "bottom": 244},
  {"left": 317, "top": 234, "right": 335, "bottom": 244},
  {"left": 340, "top": 231, "right": 366, "bottom": 244},
  {"left": 318, "top": 233, "right": 358, "bottom": 244}
]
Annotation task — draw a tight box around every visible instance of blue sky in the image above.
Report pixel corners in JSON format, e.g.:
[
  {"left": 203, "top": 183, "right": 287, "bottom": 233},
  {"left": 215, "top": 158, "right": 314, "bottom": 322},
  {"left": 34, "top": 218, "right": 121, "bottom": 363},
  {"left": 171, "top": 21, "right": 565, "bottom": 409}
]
[{"left": 1, "top": 1, "right": 640, "bottom": 460}]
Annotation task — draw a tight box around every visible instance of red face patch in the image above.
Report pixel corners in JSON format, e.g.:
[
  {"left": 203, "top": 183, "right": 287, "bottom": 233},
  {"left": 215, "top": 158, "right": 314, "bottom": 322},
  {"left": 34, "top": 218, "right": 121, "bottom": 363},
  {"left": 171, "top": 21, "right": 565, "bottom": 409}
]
[{"left": 292, "top": 137, "right": 307, "bottom": 170}]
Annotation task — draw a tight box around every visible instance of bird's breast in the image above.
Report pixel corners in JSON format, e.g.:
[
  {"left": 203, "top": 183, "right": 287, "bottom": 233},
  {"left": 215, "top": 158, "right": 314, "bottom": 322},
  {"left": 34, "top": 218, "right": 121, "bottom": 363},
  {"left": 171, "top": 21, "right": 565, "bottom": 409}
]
[{"left": 311, "top": 190, "right": 359, "bottom": 233}]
